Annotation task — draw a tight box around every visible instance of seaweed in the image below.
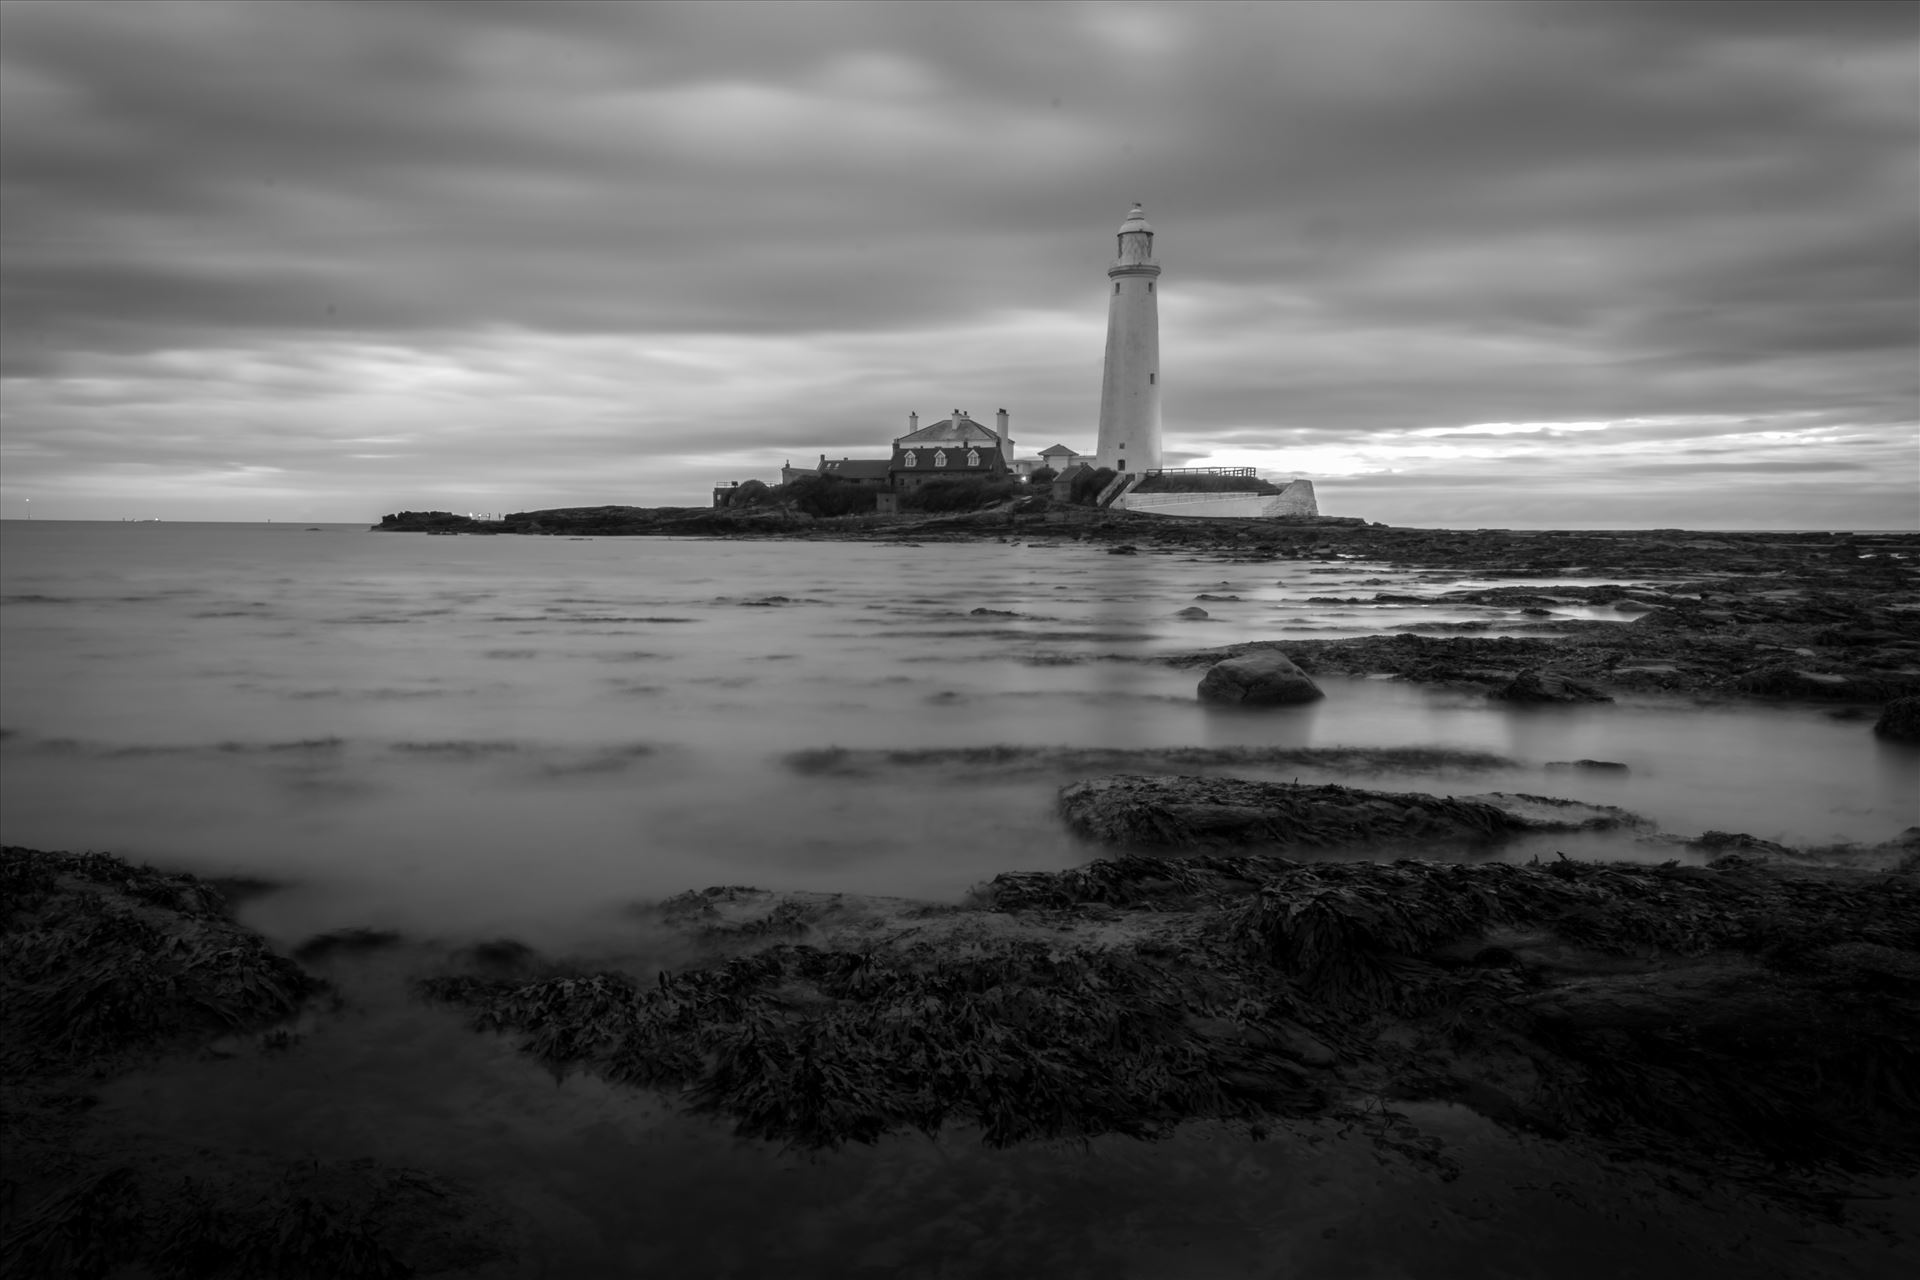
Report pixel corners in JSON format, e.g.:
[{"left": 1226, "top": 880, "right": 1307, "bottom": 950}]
[
  {"left": 0, "top": 848, "right": 320, "bottom": 1077},
  {"left": 419, "top": 851, "right": 1920, "bottom": 1195},
  {"left": 0, "top": 850, "right": 507, "bottom": 1278},
  {"left": 422, "top": 937, "right": 1327, "bottom": 1151}
]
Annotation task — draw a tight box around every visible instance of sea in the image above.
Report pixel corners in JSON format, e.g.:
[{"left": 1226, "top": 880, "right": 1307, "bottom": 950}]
[{"left": 2, "top": 519, "right": 1915, "bottom": 1277}]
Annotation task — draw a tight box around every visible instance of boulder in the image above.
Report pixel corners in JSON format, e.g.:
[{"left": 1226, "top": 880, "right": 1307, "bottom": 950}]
[
  {"left": 1544, "top": 759, "right": 1630, "bottom": 774},
  {"left": 1177, "top": 606, "right": 1209, "bottom": 619},
  {"left": 1874, "top": 696, "right": 1920, "bottom": 743},
  {"left": 1197, "top": 648, "right": 1323, "bottom": 706},
  {"left": 1490, "top": 668, "right": 1612, "bottom": 704}
]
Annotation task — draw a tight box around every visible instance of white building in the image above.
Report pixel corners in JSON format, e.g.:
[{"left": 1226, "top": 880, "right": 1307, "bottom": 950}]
[{"left": 1093, "top": 204, "right": 1162, "bottom": 474}]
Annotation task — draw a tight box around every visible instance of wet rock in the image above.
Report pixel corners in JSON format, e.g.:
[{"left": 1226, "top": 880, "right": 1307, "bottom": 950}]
[
  {"left": 1107, "top": 544, "right": 1139, "bottom": 555},
  {"left": 1177, "top": 606, "right": 1209, "bottom": 619},
  {"left": 1056, "top": 775, "right": 1640, "bottom": 850},
  {"left": 1544, "top": 759, "right": 1630, "bottom": 774},
  {"left": 1490, "top": 668, "right": 1612, "bottom": 704},
  {"left": 1731, "top": 665, "right": 1857, "bottom": 699},
  {"left": 1197, "top": 648, "right": 1324, "bottom": 706},
  {"left": 780, "top": 743, "right": 1519, "bottom": 780},
  {"left": 1873, "top": 696, "right": 1920, "bottom": 743},
  {"left": 0, "top": 848, "right": 321, "bottom": 1075},
  {"left": 292, "top": 927, "right": 403, "bottom": 964},
  {"left": 422, "top": 843, "right": 1920, "bottom": 1205},
  {"left": 1194, "top": 593, "right": 1242, "bottom": 602}
]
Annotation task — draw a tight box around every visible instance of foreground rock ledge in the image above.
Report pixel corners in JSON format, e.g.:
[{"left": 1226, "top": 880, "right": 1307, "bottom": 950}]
[
  {"left": 0, "top": 847, "right": 504, "bottom": 1280},
  {"left": 422, "top": 853, "right": 1920, "bottom": 1206},
  {"left": 1056, "top": 775, "right": 1640, "bottom": 850}
]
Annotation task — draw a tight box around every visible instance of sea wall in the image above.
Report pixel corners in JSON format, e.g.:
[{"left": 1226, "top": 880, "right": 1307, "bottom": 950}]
[{"left": 1116, "top": 479, "right": 1317, "bottom": 519}]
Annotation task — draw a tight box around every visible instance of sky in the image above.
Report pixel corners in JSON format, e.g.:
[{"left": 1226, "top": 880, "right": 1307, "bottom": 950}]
[{"left": 1, "top": 0, "right": 1915, "bottom": 528}]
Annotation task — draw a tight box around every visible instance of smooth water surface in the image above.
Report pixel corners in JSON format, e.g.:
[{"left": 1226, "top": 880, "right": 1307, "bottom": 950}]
[{"left": 3, "top": 520, "right": 1913, "bottom": 943}]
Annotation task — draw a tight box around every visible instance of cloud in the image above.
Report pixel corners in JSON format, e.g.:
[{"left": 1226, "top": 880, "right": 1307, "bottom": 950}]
[{"left": 0, "top": 0, "right": 1913, "bottom": 526}]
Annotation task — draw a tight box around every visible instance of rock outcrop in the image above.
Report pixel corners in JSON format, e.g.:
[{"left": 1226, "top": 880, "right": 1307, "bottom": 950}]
[
  {"left": 1197, "top": 648, "right": 1323, "bottom": 706},
  {"left": 1056, "top": 775, "right": 1640, "bottom": 850},
  {"left": 1873, "top": 696, "right": 1920, "bottom": 743},
  {"left": 423, "top": 850, "right": 1920, "bottom": 1210}
]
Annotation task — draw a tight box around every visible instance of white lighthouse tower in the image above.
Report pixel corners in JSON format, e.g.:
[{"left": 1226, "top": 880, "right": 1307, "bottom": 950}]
[{"left": 1094, "top": 203, "right": 1162, "bottom": 475}]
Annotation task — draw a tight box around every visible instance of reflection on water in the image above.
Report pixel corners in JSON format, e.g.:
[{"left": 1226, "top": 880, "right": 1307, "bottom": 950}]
[{"left": 2, "top": 521, "right": 1914, "bottom": 943}]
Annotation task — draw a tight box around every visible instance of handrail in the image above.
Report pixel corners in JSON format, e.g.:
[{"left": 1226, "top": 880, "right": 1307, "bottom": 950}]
[{"left": 1096, "top": 472, "right": 1142, "bottom": 508}]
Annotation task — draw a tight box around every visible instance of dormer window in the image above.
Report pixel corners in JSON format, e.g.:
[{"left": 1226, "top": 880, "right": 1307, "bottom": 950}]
[
  {"left": 904, "top": 451, "right": 918, "bottom": 467},
  {"left": 934, "top": 450, "right": 947, "bottom": 467},
  {"left": 965, "top": 449, "right": 980, "bottom": 467}
]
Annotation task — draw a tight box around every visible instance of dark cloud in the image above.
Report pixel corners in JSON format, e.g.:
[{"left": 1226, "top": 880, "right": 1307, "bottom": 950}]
[{"left": 1, "top": 0, "right": 1913, "bottom": 525}]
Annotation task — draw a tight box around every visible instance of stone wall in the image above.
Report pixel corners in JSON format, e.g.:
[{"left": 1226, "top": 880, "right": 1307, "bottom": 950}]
[{"left": 1115, "top": 479, "right": 1318, "bottom": 520}]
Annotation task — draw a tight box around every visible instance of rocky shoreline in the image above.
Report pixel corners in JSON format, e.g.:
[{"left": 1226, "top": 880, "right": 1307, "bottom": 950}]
[
  {"left": 8, "top": 519, "right": 1917, "bottom": 1275},
  {"left": 7, "top": 821, "right": 1917, "bottom": 1275},
  {"left": 378, "top": 506, "right": 1920, "bottom": 710}
]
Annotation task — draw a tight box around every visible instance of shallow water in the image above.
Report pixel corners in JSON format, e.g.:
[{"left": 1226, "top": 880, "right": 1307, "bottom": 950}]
[
  {"left": 2, "top": 520, "right": 1913, "bottom": 944},
  {"left": 8, "top": 521, "right": 1917, "bottom": 1276}
]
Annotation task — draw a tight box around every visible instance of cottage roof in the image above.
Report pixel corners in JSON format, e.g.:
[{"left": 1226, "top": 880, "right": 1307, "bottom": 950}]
[
  {"left": 896, "top": 415, "right": 1002, "bottom": 447},
  {"left": 1038, "top": 443, "right": 1081, "bottom": 457},
  {"left": 820, "top": 458, "right": 892, "bottom": 481}
]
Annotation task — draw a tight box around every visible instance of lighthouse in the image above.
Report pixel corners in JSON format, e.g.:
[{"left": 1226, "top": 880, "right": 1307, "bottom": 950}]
[{"left": 1094, "top": 203, "right": 1162, "bottom": 475}]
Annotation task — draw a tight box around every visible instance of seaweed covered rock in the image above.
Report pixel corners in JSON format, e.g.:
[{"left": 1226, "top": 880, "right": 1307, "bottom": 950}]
[
  {"left": 1196, "top": 648, "right": 1323, "bottom": 706},
  {"left": 0, "top": 847, "right": 319, "bottom": 1076},
  {"left": 0, "top": 849, "right": 507, "bottom": 1279},
  {"left": 1055, "top": 775, "right": 1639, "bottom": 851},
  {"left": 1488, "top": 667, "right": 1612, "bottom": 704},
  {"left": 1875, "top": 695, "right": 1920, "bottom": 743},
  {"left": 423, "top": 936, "right": 1330, "bottom": 1151},
  {"left": 421, "top": 853, "right": 1920, "bottom": 1203}
]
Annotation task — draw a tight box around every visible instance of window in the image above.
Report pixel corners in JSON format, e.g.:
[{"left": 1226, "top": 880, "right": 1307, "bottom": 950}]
[
  {"left": 1117, "top": 460, "right": 1127, "bottom": 471},
  {"left": 934, "top": 450, "right": 947, "bottom": 467},
  {"left": 904, "top": 451, "right": 917, "bottom": 467},
  {"left": 966, "top": 449, "right": 980, "bottom": 466},
  {"left": 1149, "top": 373, "right": 1155, "bottom": 384},
  {"left": 1114, "top": 282, "right": 1121, "bottom": 294},
  {"left": 1147, "top": 282, "right": 1154, "bottom": 293}
]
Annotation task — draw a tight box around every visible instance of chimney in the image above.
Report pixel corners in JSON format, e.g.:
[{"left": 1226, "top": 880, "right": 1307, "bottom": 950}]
[
  {"left": 909, "top": 411, "right": 918, "bottom": 431},
  {"left": 997, "top": 409, "right": 1013, "bottom": 467}
]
